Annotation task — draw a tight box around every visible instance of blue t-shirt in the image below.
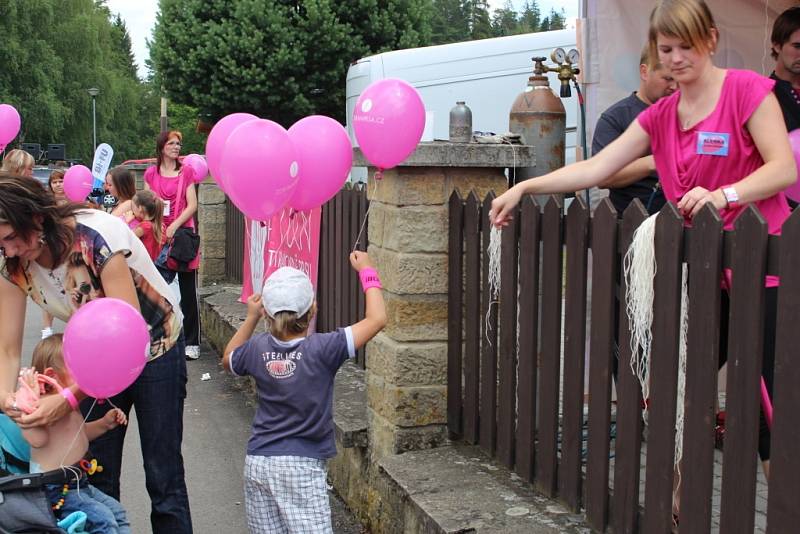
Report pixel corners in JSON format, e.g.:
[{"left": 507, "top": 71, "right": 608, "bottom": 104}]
[{"left": 230, "top": 327, "right": 355, "bottom": 459}]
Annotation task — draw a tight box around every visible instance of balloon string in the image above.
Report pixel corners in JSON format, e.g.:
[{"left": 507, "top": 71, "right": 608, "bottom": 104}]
[
  {"left": 57, "top": 397, "right": 97, "bottom": 473},
  {"left": 352, "top": 171, "right": 380, "bottom": 253}
]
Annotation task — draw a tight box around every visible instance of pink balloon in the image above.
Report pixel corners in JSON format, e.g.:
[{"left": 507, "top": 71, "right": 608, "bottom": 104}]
[
  {"left": 63, "top": 165, "right": 94, "bottom": 202},
  {"left": 785, "top": 130, "right": 800, "bottom": 203},
  {"left": 63, "top": 298, "right": 149, "bottom": 399},
  {"left": 287, "top": 116, "right": 352, "bottom": 211},
  {"left": 220, "top": 119, "right": 299, "bottom": 220},
  {"left": 352, "top": 78, "right": 425, "bottom": 169},
  {"left": 0, "top": 104, "right": 21, "bottom": 150},
  {"left": 205, "top": 113, "right": 258, "bottom": 192},
  {"left": 183, "top": 154, "right": 208, "bottom": 183}
]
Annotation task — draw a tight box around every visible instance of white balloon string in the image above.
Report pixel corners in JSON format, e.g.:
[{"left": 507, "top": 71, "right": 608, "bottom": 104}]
[{"left": 352, "top": 173, "right": 379, "bottom": 253}]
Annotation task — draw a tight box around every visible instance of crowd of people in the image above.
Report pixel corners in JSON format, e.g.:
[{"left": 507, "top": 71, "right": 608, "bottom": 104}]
[{"left": 1, "top": 0, "right": 799, "bottom": 532}]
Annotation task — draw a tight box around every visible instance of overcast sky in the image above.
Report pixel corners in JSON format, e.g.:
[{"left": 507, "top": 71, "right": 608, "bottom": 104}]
[{"left": 106, "top": 0, "right": 580, "bottom": 79}]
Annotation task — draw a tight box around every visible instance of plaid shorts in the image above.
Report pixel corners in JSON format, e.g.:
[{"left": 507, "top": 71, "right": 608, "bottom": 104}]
[{"left": 244, "top": 455, "right": 333, "bottom": 534}]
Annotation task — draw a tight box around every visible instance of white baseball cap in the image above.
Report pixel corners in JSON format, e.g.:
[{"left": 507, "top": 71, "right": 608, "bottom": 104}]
[{"left": 261, "top": 267, "right": 314, "bottom": 317}]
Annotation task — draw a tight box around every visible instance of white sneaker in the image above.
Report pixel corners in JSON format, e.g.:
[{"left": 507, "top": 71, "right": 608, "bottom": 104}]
[
  {"left": 41, "top": 327, "right": 53, "bottom": 339},
  {"left": 185, "top": 345, "right": 200, "bottom": 360}
]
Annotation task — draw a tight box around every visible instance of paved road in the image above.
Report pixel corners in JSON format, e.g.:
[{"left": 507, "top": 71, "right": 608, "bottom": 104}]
[{"left": 21, "top": 299, "right": 364, "bottom": 533}]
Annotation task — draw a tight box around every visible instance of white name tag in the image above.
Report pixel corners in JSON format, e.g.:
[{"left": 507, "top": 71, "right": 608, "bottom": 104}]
[{"left": 163, "top": 199, "right": 171, "bottom": 217}]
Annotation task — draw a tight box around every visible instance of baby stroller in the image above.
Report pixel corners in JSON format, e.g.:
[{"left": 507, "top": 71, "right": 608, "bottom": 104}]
[{"left": 0, "top": 414, "right": 84, "bottom": 534}]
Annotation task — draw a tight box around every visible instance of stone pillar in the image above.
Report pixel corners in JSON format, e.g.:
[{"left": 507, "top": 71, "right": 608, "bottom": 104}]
[
  {"left": 196, "top": 179, "right": 227, "bottom": 286},
  {"left": 357, "top": 141, "right": 535, "bottom": 458}
]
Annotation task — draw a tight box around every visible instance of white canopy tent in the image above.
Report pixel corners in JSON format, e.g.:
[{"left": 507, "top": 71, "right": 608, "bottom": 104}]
[{"left": 577, "top": 0, "right": 798, "bottom": 154}]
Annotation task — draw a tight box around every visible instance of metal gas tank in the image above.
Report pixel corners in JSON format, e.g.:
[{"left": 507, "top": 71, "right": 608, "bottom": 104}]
[{"left": 509, "top": 74, "right": 566, "bottom": 185}]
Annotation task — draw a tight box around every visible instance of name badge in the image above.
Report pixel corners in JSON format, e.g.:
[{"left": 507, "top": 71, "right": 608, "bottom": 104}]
[
  {"left": 163, "top": 199, "right": 171, "bottom": 217},
  {"left": 696, "top": 131, "right": 730, "bottom": 156}
]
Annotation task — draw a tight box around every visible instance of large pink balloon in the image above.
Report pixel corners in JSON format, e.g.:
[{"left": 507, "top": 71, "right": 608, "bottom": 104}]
[
  {"left": 183, "top": 154, "right": 208, "bottom": 184},
  {"left": 63, "top": 298, "right": 149, "bottom": 399},
  {"left": 0, "top": 104, "right": 21, "bottom": 150},
  {"left": 63, "top": 165, "right": 94, "bottom": 202},
  {"left": 287, "top": 116, "right": 352, "bottom": 211},
  {"left": 220, "top": 119, "right": 299, "bottom": 220},
  {"left": 352, "top": 78, "right": 425, "bottom": 169},
  {"left": 205, "top": 113, "right": 258, "bottom": 192},
  {"left": 785, "top": 130, "right": 800, "bottom": 203}
]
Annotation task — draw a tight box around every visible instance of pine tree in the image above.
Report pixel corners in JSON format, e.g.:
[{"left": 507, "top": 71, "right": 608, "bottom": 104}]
[
  {"left": 466, "top": 0, "right": 492, "bottom": 40},
  {"left": 430, "top": 0, "right": 470, "bottom": 45},
  {"left": 547, "top": 7, "right": 567, "bottom": 30},
  {"left": 491, "top": 0, "right": 518, "bottom": 37},
  {"left": 518, "top": 0, "right": 541, "bottom": 33}
]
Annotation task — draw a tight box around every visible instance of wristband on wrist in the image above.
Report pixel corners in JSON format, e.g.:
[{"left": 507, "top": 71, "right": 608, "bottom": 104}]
[
  {"left": 61, "top": 388, "right": 79, "bottom": 411},
  {"left": 359, "top": 267, "right": 382, "bottom": 292},
  {"left": 721, "top": 186, "right": 739, "bottom": 208}
]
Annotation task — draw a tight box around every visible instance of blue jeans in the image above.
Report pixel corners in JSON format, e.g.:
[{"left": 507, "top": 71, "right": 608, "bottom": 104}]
[
  {"left": 46, "top": 483, "right": 130, "bottom": 534},
  {"left": 82, "top": 336, "right": 193, "bottom": 533}
]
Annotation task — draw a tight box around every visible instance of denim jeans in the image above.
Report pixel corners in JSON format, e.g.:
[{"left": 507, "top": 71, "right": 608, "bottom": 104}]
[
  {"left": 82, "top": 335, "right": 193, "bottom": 533},
  {"left": 46, "top": 483, "right": 130, "bottom": 534}
]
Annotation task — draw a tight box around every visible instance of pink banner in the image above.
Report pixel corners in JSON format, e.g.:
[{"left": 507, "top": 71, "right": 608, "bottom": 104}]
[{"left": 241, "top": 206, "right": 322, "bottom": 306}]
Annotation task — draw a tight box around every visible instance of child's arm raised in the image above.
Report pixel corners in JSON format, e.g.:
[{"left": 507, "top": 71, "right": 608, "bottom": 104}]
[
  {"left": 349, "top": 251, "right": 388, "bottom": 350},
  {"left": 85, "top": 408, "right": 127, "bottom": 441},
  {"left": 223, "top": 294, "right": 264, "bottom": 372}
]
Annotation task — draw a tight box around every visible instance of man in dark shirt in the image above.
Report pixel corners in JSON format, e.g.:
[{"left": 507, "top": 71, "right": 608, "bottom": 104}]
[
  {"left": 592, "top": 48, "right": 677, "bottom": 215},
  {"left": 770, "top": 6, "right": 800, "bottom": 133}
]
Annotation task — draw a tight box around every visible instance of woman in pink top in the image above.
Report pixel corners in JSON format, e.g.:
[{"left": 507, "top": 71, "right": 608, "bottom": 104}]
[
  {"left": 144, "top": 130, "right": 202, "bottom": 360},
  {"left": 491, "top": 0, "right": 796, "bottom": 481}
]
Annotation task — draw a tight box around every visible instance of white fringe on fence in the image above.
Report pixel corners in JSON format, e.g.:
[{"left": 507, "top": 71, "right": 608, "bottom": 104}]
[
  {"left": 484, "top": 226, "right": 503, "bottom": 346},
  {"left": 623, "top": 213, "right": 689, "bottom": 473}
]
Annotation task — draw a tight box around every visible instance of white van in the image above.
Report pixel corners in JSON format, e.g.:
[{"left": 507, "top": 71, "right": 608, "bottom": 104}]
[{"left": 345, "top": 29, "right": 578, "bottom": 181}]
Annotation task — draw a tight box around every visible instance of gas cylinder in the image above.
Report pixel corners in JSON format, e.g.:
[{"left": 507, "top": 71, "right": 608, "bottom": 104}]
[{"left": 509, "top": 57, "right": 566, "bottom": 186}]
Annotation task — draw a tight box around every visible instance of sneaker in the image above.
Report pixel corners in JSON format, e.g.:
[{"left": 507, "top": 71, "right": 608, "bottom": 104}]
[
  {"left": 41, "top": 327, "right": 53, "bottom": 339},
  {"left": 185, "top": 345, "right": 200, "bottom": 360}
]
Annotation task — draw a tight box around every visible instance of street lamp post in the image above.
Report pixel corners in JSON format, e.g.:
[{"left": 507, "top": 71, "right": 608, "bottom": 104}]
[{"left": 87, "top": 87, "right": 100, "bottom": 153}]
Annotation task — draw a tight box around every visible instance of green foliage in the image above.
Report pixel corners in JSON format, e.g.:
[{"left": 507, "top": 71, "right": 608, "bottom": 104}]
[
  {"left": 150, "top": 0, "right": 433, "bottom": 126},
  {"left": 491, "top": 0, "right": 519, "bottom": 37},
  {"left": 0, "top": 0, "right": 158, "bottom": 165}
]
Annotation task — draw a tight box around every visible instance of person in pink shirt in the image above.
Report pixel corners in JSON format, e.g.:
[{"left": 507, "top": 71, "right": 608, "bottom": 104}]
[{"left": 491, "top": 0, "right": 796, "bottom": 482}]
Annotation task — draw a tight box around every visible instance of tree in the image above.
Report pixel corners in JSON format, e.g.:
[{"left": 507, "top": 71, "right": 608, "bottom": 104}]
[
  {"left": 0, "top": 0, "right": 156, "bottom": 164},
  {"left": 466, "top": 0, "right": 492, "bottom": 40},
  {"left": 545, "top": 7, "right": 566, "bottom": 30},
  {"left": 518, "top": 0, "right": 541, "bottom": 33},
  {"left": 150, "top": 0, "right": 432, "bottom": 127},
  {"left": 430, "top": 0, "right": 470, "bottom": 45},
  {"left": 491, "top": 0, "right": 519, "bottom": 37}
]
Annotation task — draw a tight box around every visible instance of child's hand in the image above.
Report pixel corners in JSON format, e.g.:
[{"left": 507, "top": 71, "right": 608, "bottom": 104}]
[
  {"left": 246, "top": 294, "right": 265, "bottom": 320},
  {"left": 123, "top": 210, "right": 135, "bottom": 223},
  {"left": 102, "top": 408, "right": 127, "bottom": 430},
  {"left": 349, "top": 251, "right": 375, "bottom": 273}
]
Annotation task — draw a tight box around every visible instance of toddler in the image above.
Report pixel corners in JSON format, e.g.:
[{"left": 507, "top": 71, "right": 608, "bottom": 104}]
[
  {"left": 125, "top": 190, "right": 165, "bottom": 261},
  {"left": 17, "top": 334, "right": 131, "bottom": 534},
  {"left": 223, "top": 252, "right": 387, "bottom": 533}
]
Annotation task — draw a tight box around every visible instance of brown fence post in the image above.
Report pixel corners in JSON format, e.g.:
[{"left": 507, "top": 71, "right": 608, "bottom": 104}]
[
  {"left": 463, "top": 192, "right": 482, "bottom": 444},
  {"left": 480, "top": 192, "right": 499, "bottom": 456},
  {"left": 679, "top": 205, "right": 723, "bottom": 533},
  {"left": 559, "top": 196, "right": 590, "bottom": 512},
  {"left": 447, "top": 191, "right": 465, "bottom": 439},
  {"left": 497, "top": 200, "right": 520, "bottom": 469},
  {"left": 642, "top": 203, "right": 684, "bottom": 534},
  {"left": 585, "top": 198, "right": 618, "bottom": 529},
  {"left": 611, "top": 200, "right": 649, "bottom": 534},
  {"left": 767, "top": 209, "right": 800, "bottom": 532},
  {"left": 536, "top": 196, "right": 563, "bottom": 497},
  {"left": 719, "top": 206, "right": 768, "bottom": 534},
  {"left": 515, "top": 195, "right": 540, "bottom": 482}
]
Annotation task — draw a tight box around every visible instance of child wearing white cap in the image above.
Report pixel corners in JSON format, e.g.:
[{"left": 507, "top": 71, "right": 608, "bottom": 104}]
[{"left": 223, "top": 251, "right": 387, "bottom": 534}]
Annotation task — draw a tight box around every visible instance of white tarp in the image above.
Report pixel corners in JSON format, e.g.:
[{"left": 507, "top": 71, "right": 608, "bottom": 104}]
[{"left": 579, "top": 0, "right": 798, "bottom": 151}]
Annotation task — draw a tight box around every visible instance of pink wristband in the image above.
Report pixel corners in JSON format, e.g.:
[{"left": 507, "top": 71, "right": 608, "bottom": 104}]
[
  {"left": 359, "top": 268, "right": 382, "bottom": 292},
  {"left": 61, "top": 388, "right": 79, "bottom": 411}
]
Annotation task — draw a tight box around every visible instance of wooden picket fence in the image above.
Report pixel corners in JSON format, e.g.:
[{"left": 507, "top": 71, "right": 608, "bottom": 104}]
[
  {"left": 447, "top": 191, "right": 800, "bottom": 533},
  {"left": 317, "top": 183, "right": 369, "bottom": 367}
]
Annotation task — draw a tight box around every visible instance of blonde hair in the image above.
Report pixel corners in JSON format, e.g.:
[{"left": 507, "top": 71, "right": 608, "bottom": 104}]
[
  {"left": 1, "top": 149, "right": 35, "bottom": 175},
  {"left": 31, "top": 334, "right": 68, "bottom": 386},
  {"left": 266, "top": 303, "right": 317, "bottom": 340},
  {"left": 648, "top": 0, "right": 717, "bottom": 67}
]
